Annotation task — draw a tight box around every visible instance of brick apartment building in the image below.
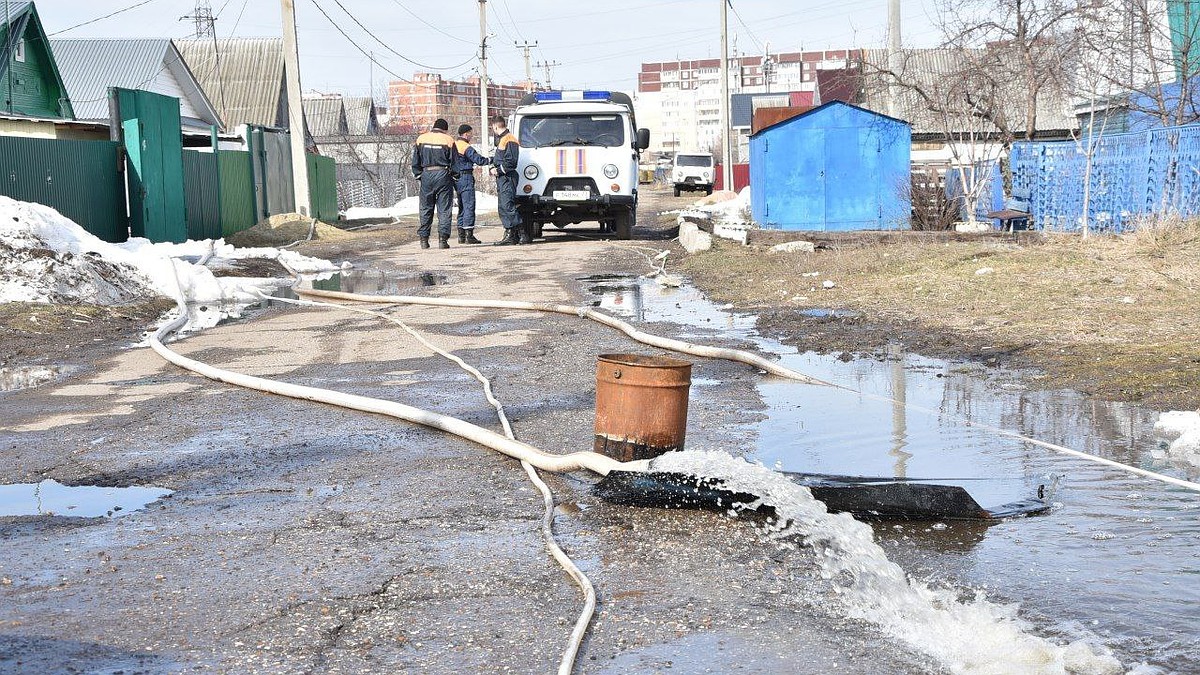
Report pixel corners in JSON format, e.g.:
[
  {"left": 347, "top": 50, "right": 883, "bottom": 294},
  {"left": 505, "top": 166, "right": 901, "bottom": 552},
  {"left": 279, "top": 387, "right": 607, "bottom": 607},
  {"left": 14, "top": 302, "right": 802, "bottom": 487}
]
[{"left": 387, "top": 73, "right": 531, "bottom": 133}]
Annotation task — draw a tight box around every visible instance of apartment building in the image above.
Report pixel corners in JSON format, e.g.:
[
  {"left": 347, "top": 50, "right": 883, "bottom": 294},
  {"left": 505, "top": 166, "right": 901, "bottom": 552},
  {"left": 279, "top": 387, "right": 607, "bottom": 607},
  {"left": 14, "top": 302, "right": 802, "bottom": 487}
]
[
  {"left": 635, "top": 49, "right": 863, "bottom": 159},
  {"left": 387, "top": 72, "right": 531, "bottom": 133}
]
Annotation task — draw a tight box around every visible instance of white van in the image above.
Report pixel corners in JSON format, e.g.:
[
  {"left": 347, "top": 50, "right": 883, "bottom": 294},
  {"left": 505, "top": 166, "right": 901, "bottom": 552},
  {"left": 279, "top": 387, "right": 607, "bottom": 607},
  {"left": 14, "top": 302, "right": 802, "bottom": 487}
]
[
  {"left": 672, "top": 152, "right": 715, "bottom": 197},
  {"left": 513, "top": 91, "right": 650, "bottom": 240}
]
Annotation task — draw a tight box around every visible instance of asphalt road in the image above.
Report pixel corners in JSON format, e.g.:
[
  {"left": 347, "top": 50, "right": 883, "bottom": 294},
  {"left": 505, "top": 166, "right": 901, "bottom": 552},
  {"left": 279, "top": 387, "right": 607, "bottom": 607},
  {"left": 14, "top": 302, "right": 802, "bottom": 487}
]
[{"left": 0, "top": 189, "right": 933, "bottom": 674}]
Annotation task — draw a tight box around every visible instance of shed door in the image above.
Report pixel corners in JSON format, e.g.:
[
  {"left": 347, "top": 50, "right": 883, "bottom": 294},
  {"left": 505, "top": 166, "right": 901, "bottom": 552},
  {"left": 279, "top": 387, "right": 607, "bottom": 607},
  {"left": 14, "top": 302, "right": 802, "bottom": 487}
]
[
  {"left": 823, "top": 126, "right": 878, "bottom": 230},
  {"left": 783, "top": 129, "right": 825, "bottom": 227},
  {"left": 115, "top": 88, "right": 186, "bottom": 243}
]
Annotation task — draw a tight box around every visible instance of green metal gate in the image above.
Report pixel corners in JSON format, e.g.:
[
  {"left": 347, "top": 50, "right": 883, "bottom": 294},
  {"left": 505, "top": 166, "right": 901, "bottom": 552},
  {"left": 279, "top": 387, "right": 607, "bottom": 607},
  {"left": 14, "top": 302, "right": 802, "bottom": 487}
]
[
  {"left": 182, "top": 149, "right": 221, "bottom": 240},
  {"left": 114, "top": 87, "right": 187, "bottom": 243},
  {"left": 217, "top": 149, "right": 257, "bottom": 237},
  {"left": 307, "top": 154, "right": 338, "bottom": 222},
  {"left": 0, "top": 135, "right": 126, "bottom": 242}
]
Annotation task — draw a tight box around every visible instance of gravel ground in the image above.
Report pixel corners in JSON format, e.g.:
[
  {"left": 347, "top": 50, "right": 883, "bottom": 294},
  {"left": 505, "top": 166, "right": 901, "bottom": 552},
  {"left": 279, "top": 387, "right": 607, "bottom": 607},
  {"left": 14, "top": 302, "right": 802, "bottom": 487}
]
[{"left": 0, "top": 190, "right": 934, "bottom": 674}]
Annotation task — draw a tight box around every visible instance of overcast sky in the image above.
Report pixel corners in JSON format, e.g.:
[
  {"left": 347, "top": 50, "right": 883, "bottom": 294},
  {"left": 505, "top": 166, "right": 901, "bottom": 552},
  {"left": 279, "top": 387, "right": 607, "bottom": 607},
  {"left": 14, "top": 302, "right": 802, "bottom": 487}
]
[{"left": 31, "top": 0, "right": 946, "bottom": 96}]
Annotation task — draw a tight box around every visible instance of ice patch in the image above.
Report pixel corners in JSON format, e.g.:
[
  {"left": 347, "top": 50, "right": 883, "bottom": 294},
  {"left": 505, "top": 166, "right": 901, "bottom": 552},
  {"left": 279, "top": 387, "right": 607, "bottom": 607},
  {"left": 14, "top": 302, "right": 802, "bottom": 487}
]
[
  {"left": 692, "top": 186, "right": 751, "bottom": 223},
  {"left": 1152, "top": 410, "right": 1200, "bottom": 467},
  {"left": 342, "top": 190, "right": 499, "bottom": 221},
  {"left": 651, "top": 450, "right": 1124, "bottom": 675}
]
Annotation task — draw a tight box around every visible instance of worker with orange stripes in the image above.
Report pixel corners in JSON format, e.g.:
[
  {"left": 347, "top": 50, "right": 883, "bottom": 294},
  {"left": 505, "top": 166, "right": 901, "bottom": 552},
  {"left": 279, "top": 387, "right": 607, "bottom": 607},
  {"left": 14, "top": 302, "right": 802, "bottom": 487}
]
[
  {"left": 452, "top": 124, "right": 491, "bottom": 245},
  {"left": 411, "top": 118, "right": 460, "bottom": 249},
  {"left": 489, "top": 115, "right": 528, "bottom": 246}
]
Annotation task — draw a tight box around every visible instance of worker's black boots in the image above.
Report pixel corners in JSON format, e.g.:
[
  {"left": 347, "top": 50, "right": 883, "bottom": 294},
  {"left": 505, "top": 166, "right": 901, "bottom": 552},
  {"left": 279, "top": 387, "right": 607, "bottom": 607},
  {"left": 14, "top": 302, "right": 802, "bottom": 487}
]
[
  {"left": 517, "top": 226, "right": 532, "bottom": 245},
  {"left": 459, "top": 229, "right": 481, "bottom": 245},
  {"left": 495, "top": 228, "right": 518, "bottom": 246},
  {"left": 419, "top": 237, "right": 430, "bottom": 249},
  {"left": 438, "top": 237, "right": 450, "bottom": 249}
]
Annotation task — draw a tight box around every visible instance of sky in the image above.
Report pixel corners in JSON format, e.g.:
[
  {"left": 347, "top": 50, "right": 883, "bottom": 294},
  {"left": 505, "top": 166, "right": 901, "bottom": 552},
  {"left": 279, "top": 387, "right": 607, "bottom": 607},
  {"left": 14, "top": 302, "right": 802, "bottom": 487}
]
[{"left": 28, "top": 0, "right": 947, "bottom": 97}]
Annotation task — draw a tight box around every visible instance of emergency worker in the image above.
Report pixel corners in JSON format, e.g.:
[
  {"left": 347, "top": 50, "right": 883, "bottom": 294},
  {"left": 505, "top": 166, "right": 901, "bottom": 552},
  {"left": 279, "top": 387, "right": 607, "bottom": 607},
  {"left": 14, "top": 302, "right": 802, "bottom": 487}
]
[
  {"left": 452, "top": 124, "right": 491, "bottom": 244},
  {"left": 489, "top": 115, "right": 528, "bottom": 246},
  {"left": 410, "top": 118, "right": 459, "bottom": 249}
]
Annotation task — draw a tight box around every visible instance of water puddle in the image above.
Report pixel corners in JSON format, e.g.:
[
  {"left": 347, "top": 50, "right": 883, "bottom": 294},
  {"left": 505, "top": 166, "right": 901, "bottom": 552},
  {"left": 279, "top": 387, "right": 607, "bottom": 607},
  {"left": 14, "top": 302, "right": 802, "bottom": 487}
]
[
  {"left": 799, "top": 308, "right": 861, "bottom": 319},
  {"left": 0, "top": 480, "right": 171, "bottom": 518},
  {"left": 0, "top": 365, "right": 68, "bottom": 392},
  {"left": 302, "top": 269, "right": 447, "bottom": 296},
  {"left": 581, "top": 273, "right": 1200, "bottom": 671}
]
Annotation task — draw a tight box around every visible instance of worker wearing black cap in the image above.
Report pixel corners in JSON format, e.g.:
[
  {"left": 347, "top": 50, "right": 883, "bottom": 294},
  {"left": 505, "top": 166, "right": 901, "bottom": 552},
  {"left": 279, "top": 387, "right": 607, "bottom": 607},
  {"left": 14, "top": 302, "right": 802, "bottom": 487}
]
[
  {"left": 411, "top": 118, "right": 460, "bottom": 249},
  {"left": 452, "top": 124, "right": 491, "bottom": 244}
]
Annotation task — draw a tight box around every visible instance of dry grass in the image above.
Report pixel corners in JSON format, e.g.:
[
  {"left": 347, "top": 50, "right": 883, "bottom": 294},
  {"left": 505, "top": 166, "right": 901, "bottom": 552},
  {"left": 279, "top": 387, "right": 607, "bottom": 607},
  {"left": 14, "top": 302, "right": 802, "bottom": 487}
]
[{"left": 680, "top": 224, "right": 1200, "bottom": 408}]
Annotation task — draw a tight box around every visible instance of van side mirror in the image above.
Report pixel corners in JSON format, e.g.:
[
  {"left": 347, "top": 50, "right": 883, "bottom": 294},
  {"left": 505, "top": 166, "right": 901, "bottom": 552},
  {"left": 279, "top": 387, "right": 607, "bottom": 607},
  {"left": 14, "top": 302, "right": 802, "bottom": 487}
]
[{"left": 636, "top": 128, "right": 651, "bottom": 150}]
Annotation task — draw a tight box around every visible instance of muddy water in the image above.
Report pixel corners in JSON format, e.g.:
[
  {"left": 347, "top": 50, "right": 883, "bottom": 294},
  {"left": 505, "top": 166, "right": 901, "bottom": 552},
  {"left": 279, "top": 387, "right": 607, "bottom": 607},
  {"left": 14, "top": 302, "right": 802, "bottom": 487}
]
[
  {"left": 0, "top": 480, "right": 171, "bottom": 518},
  {"left": 583, "top": 275, "right": 1199, "bottom": 671}
]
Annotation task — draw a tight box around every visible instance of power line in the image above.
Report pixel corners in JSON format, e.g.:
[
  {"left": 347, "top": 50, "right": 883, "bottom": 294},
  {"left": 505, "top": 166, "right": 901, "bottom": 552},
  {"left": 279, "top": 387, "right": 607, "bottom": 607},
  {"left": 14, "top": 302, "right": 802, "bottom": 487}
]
[
  {"left": 386, "top": 0, "right": 474, "bottom": 45},
  {"left": 728, "top": 0, "right": 765, "bottom": 53},
  {"left": 47, "top": 0, "right": 161, "bottom": 36},
  {"left": 307, "top": 0, "right": 416, "bottom": 84},
  {"left": 326, "top": 0, "right": 476, "bottom": 71}
]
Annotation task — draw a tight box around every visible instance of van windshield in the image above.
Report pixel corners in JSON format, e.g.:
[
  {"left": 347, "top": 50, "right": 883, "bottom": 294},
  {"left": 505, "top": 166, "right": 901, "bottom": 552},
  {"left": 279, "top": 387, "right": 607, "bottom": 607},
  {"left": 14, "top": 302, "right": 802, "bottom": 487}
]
[
  {"left": 676, "top": 155, "right": 712, "bottom": 167},
  {"left": 519, "top": 114, "right": 626, "bottom": 148}
]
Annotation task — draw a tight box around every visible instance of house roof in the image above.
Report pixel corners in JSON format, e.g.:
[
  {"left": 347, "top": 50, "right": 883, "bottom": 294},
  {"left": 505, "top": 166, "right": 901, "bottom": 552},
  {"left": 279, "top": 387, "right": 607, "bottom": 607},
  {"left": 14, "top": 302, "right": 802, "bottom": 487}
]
[
  {"left": 1, "top": 2, "right": 74, "bottom": 119},
  {"left": 861, "top": 48, "right": 1077, "bottom": 137},
  {"left": 50, "top": 39, "right": 221, "bottom": 128},
  {"left": 302, "top": 96, "right": 347, "bottom": 137},
  {"left": 174, "top": 38, "right": 286, "bottom": 128},
  {"left": 750, "top": 100, "right": 910, "bottom": 137},
  {"left": 342, "top": 96, "right": 378, "bottom": 136}
]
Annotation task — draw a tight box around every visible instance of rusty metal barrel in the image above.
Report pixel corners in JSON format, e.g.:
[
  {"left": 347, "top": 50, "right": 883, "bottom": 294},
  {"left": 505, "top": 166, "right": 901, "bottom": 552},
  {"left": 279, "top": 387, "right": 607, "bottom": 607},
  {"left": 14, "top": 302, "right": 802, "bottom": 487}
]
[{"left": 593, "top": 353, "right": 692, "bottom": 462}]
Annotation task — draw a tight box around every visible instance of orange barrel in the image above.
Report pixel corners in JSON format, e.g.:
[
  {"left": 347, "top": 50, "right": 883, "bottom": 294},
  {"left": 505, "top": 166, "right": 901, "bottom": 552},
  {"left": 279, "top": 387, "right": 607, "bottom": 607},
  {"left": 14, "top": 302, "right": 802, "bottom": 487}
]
[{"left": 594, "top": 353, "right": 692, "bottom": 462}]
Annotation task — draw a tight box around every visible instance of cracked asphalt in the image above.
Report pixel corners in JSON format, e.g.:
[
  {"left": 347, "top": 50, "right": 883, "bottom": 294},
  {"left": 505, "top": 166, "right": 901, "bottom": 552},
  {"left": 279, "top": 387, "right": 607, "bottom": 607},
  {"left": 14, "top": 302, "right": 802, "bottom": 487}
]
[{"left": 0, "top": 189, "right": 934, "bottom": 674}]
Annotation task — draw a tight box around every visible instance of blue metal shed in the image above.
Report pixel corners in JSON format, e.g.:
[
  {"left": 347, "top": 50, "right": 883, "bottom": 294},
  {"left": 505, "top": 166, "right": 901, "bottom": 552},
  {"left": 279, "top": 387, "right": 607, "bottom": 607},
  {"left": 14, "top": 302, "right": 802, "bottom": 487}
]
[{"left": 750, "top": 101, "right": 912, "bottom": 230}]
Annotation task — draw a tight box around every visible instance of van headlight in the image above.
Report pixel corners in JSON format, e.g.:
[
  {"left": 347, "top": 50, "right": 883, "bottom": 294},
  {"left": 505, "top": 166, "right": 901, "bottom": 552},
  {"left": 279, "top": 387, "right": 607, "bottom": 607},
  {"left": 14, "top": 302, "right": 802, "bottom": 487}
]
[
  {"left": 524, "top": 164, "right": 540, "bottom": 180},
  {"left": 603, "top": 164, "right": 619, "bottom": 179}
]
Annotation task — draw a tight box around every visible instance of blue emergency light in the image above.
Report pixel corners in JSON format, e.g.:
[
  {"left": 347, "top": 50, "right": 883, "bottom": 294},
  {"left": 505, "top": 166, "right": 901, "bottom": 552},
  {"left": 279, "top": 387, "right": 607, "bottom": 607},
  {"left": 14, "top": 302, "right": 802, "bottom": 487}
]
[{"left": 533, "top": 90, "right": 612, "bottom": 102}]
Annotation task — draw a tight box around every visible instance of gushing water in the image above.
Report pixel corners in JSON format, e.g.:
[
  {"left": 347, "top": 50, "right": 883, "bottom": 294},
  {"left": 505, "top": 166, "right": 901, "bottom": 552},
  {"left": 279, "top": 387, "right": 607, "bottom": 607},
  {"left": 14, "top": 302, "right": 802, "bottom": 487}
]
[{"left": 652, "top": 450, "right": 1124, "bottom": 675}]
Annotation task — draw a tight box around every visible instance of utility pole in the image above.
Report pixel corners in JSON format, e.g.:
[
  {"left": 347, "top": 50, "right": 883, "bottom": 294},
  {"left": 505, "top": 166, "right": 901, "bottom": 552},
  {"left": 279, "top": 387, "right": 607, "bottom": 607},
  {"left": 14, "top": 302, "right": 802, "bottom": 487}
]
[
  {"left": 763, "top": 40, "right": 774, "bottom": 94},
  {"left": 478, "top": 0, "right": 489, "bottom": 144},
  {"left": 887, "top": 0, "right": 902, "bottom": 117},
  {"left": 182, "top": 0, "right": 216, "bottom": 39},
  {"left": 515, "top": 40, "right": 538, "bottom": 90},
  {"left": 280, "top": 0, "right": 311, "bottom": 216},
  {"left": 719, "top": 0, "right": 732, "bottom": 190},
  {"left": 536, "top": 60, "right": 561, "bottom": 90}
]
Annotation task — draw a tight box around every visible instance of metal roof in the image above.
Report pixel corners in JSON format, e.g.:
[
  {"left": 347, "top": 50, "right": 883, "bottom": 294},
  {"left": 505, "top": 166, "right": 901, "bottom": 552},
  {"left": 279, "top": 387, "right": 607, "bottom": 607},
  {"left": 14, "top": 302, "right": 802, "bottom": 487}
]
[
  {"left": 342, "top": 96, "right": 378, "bottom": 136},
  {"left": 1, "top": 2, "right": 31, "bottom": 22},
  {"left": 302, "top": 96, "right": 347, "bottom": 137},
  {"left": 861, "top": 48, "right": 1077, "bottom": 137},
  {"left": 174, "top": 38, "right": 286, "bottom": 128},
  {"left": 50, "top": 39, "right": 221, "bottom": 127}
]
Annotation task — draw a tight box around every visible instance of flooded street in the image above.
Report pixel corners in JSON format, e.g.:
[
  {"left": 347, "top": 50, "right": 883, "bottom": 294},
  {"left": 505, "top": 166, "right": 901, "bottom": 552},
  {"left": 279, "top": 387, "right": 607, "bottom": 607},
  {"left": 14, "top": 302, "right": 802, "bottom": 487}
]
[{"left": 586, "top": 274, "right": 1200, "bottom": 671}]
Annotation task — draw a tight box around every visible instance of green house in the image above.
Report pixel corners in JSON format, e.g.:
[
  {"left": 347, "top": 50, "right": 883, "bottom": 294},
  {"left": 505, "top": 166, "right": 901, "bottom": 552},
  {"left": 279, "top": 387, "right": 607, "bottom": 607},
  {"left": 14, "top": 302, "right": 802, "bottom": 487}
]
[{"left": 1, "top": 1, "right": 73, "bottom": 119}]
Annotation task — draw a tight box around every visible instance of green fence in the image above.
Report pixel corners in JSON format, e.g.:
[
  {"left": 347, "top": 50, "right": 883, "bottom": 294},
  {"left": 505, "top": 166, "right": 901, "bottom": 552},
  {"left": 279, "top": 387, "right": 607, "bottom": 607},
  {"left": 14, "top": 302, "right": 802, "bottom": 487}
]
[
  {"left": 216, "top": 150, "right": 257, "bottom": 237},
  {"left": 0, "top": 135, "right": 127, "bottom": 242},
  {"left": 182, "top": 150, "right": 221, "bottom": 240},
  {"left": 307, "top": 154, "right": 338, "bottom": 223}
]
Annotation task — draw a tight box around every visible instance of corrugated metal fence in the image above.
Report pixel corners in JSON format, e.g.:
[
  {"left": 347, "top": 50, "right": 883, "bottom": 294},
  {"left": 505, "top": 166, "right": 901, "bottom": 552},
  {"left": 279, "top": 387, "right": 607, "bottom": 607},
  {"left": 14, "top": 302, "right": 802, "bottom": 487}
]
[
  {"left": 0, "top": 135, "right": 339, "bottom": 242},
  {"left": 0, "top": 136, "right": 126, "bottom": 242},
  {"left": 1012, "top": 124, "right": 1200, "bottom": 232}
]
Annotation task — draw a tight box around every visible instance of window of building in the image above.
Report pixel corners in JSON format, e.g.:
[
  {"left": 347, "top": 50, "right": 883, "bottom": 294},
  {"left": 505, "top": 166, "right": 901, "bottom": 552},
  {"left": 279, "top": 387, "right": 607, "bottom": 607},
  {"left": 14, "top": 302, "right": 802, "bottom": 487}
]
[{"left": 14, "top": 39, "right": 25, "bottom": 63}]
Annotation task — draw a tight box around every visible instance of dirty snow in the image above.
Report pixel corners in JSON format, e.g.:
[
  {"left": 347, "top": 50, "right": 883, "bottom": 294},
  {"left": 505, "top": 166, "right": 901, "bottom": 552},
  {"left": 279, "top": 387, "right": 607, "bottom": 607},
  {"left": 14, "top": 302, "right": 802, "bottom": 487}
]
[
  {"left": 692, "top": 186, "right": 751, "bottom": 223},
  {"left": 342, "top": 190, "right": 499, "bottom": 221},
  {"left": 651, "top": 450, "right": 1124, "bottom": 675},
  {"left": 0, "top": 197, "right": 344, "bottom": 307},
  {"left": 1152, "top": 410, "right": 1200, "bottom": 466}
]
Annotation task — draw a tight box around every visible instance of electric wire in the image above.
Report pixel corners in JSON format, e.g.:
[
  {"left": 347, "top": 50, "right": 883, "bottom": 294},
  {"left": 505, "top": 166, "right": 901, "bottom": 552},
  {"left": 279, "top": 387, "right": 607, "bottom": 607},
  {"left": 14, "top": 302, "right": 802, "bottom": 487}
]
[
  {"left": 47, "top": 0, "right": 160, "bottom": 36},
  {"left": 325, "top": 0, "right": 475, "bottom": 71}
]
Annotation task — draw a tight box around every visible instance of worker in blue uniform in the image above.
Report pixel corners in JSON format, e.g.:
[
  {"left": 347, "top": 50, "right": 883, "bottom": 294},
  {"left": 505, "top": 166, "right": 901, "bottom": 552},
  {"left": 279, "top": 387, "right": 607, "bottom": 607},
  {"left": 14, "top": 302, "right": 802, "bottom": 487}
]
[
  {"left": 410, "top": 118, "right": 459, "bottom": 249},
  {"left": 489, "top": 115, "right": 528, "bottom": 246},
  {"left": 452, "top": 124, "right": 491, "bottom": 245}
]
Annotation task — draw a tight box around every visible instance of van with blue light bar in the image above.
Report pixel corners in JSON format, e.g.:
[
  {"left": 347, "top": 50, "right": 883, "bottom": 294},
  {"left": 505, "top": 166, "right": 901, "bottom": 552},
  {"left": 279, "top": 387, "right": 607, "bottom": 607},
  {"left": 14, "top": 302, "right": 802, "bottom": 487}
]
[{"left": 511, "top": 90, "right": 651, "bottom": 240}]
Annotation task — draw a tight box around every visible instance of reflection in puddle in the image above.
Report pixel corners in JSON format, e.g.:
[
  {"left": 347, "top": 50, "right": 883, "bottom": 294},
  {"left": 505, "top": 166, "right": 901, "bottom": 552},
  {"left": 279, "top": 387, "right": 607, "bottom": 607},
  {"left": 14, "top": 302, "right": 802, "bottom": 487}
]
[
  {"left": 306, "top": 270, "right": 447, "bottom": 296},
  {"left": 0, "top": 480, "right": 171, "bottom": 518},
  {"left": 799, "top": 308, "right": 861, "bottom": 319},
  {"left": 580, "top": 273, "right": 1200, "bottom": 671},
  {"left": 0, "top": 366, "right": 66, "bottom": 392}
]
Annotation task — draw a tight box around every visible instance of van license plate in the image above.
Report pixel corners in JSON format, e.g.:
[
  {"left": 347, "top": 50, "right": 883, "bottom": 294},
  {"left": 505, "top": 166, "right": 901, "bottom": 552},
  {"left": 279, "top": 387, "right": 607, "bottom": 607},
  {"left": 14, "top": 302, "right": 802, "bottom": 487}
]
[{"left": 553, "top": 190, "right": 589, "bottom": 201}]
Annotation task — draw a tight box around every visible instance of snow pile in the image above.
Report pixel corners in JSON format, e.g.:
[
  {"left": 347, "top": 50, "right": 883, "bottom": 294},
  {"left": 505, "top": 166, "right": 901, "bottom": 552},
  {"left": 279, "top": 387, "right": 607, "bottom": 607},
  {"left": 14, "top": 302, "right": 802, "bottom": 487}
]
[
  {"left": 1153, "top": 410, "right": 1200, "bottom": 467},
  {"left": 342, "top": 190, "right": 499, "bottom": 221},
  {"left": 692, "top": 186, "right": 751, "bottom": 223},
  {"left": 0, "top": 197, "right": 344, "bottom": 307}
]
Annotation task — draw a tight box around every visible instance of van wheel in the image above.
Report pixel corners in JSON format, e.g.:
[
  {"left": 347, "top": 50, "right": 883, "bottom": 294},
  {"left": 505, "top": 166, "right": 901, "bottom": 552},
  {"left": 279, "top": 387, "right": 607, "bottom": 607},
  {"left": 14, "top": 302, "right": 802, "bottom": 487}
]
[
  {"left": 613, "top": 208, "right": 635, "bottom": 240},
  {"left": 705, "top": 187, "right": 713, "bottom": 196},
  {"left": 673, "top": 186, "right": 681, "bottom": 197}
]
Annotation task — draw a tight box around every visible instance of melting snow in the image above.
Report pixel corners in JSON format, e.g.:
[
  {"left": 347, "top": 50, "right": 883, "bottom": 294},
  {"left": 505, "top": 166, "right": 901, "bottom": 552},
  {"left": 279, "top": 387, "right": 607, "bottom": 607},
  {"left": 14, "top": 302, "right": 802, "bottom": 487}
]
[
  {"left": 1153, "top": 410, "right": 1200, "bottom": 467},
  {"left": 342, "top": 190, "right": 499, "bottom": 221}
]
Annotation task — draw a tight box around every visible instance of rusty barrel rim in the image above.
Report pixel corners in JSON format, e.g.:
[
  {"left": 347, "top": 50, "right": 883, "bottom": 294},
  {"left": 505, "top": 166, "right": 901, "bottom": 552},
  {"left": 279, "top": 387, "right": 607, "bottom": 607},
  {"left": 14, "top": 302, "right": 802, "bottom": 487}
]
[{"left": 597, "top": 353, "right": 693, "bottom": 370}]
